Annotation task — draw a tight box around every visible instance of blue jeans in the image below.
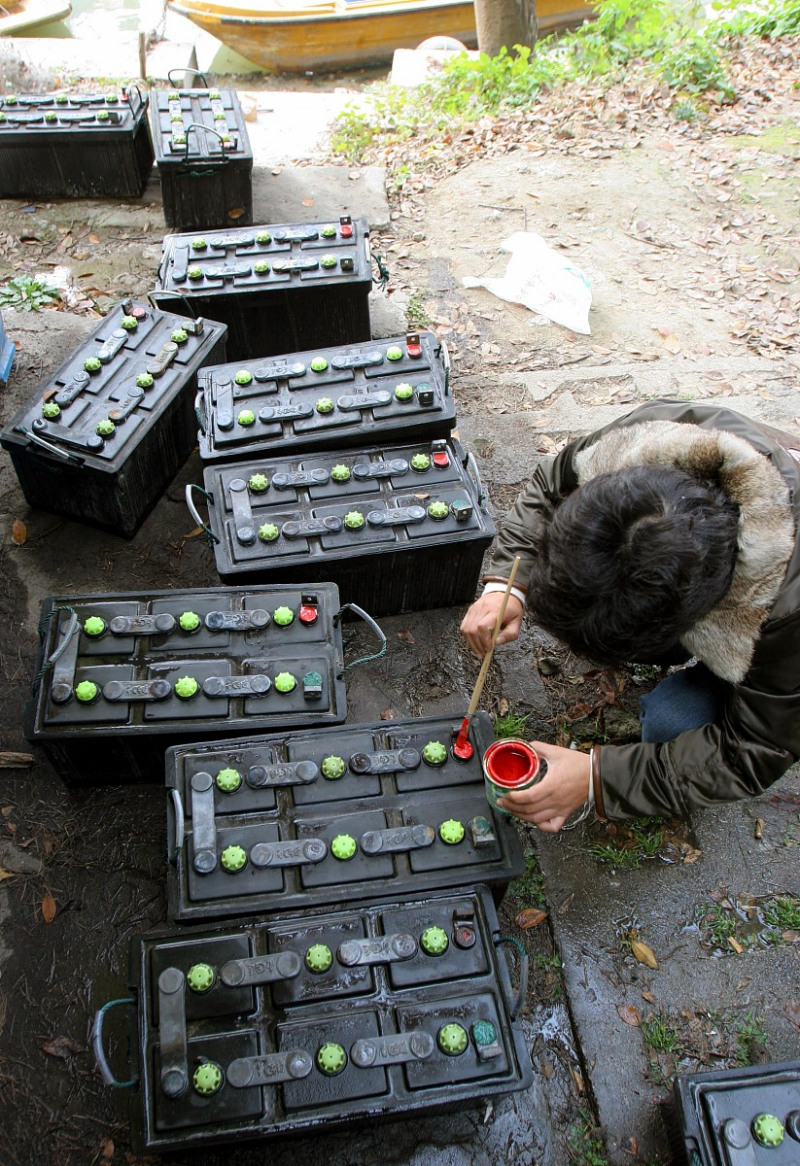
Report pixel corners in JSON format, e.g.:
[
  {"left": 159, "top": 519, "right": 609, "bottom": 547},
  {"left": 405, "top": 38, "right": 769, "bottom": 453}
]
[{"left": 639, "top": 663, "right": 730, "bottom": 744}]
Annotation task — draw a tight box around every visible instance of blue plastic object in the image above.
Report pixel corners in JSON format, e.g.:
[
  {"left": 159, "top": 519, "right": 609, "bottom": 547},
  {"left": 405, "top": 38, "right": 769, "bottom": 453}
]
[{"left": 0, "top": 311, "right": 14, "bottom": 383}]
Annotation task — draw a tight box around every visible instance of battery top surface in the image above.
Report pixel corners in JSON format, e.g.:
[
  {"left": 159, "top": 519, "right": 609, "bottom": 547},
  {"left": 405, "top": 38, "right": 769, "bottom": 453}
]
[
  {"left": 150, "top": 88, "right": 252, "bottom": 163},
  {"left": 0, "top": 88, "right": 147, "bottom": 132}
]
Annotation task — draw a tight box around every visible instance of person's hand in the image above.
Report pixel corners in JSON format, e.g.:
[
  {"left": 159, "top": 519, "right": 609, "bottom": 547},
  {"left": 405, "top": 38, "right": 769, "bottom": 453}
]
[
  {"left": 460, "top": 591, "right": 524, "bottom": 658},
  {"left": 498, "top": 741, "right": 591, "bottom": 833}
]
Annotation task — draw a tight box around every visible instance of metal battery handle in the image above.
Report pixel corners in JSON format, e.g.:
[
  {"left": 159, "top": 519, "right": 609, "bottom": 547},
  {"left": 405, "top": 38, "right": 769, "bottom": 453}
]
[
  {"left": 146, "top": 289, "right": 198, "bottom": 317},
  {"left": 466, "top": 449, "right": 488, "bottom": 505},
  {"left": 13, "top": 423, "right": 83, "bottom": 464},
  {"left": 184, "top": 483, "right": 220, "bottom": 544},
  {"left": 125, "top": 84, "right": 144, "bottom": 118},
  {"left": 168, "top": 787, "right": 184, "bottom": 865},
  {"left": 194, "top": 388, "right": 208, "bottom": 435},
  {"left": 167, "top": 68, "right": 209, "bottom": 89},
  {"left": 333, "top": 603, "right": 387, "bottom": 671},
  {"left": 179, "top": 121, "right": 231, "bottom": 165},
  {"left": 91, "top": 998, "right": 138, "bottom": 1088},
  {"left": 440, "top": 337, "right": 451, "bottom": 393},
  {"left": 495, "top": 935, "right": 530, "bottom": 1021}
]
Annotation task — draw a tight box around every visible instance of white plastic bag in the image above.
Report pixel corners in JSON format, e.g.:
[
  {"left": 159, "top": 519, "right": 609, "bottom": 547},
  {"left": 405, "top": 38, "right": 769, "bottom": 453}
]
[{"left": 463, "top": 232, "right": 592, "bottom": 335}]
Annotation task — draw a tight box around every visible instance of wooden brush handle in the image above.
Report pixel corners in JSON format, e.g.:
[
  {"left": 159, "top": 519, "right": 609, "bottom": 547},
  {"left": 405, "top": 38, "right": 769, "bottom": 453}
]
[{"left": 466, "top": 555, "right": 522, "bottom": 717}]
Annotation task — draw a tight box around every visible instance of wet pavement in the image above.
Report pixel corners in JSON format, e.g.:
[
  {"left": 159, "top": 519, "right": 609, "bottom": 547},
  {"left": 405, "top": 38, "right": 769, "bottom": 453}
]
[{"left": 1, "top": 75, "right": 800, "bottom": 1166}]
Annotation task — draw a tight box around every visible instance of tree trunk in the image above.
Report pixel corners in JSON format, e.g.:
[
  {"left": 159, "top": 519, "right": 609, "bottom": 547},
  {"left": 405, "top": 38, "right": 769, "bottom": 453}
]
[{"left": 473, "top": 0, "right": 538, "bottom": 56}]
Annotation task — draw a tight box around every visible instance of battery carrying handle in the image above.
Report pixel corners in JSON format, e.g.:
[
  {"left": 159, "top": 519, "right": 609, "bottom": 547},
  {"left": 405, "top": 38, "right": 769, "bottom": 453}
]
[
  {"left": 167, "top": 68, "right": 209, "bottom": 89},
  {"left": 92, "top": 998, "right": 138, "bottom": 1088},
  {"left": 125, "top": 84, "right": 144, "bottom": 117},
  {"left": 333, "top": 603, "right": 387, "bottom": 670},
  {"left": 466, "top": 450, "right": 487, "bottom": 505},
  {"left": 184, "top": 483, "right": 220, "bottom": 545},
  {"left": 179, "top": 122, "right": 230, "bottom": 167},
  {"left": 146, "top": 288, "right": 198, "bottom": 318},
  {"left": 168, "top": 787, "right": 184, "bottom": 865},
  {"left": 495, "top": 935, "right": 529, "bottom": 1020},
  {"left": 440, "top": 337, "right": 451, "bottom": 394}
]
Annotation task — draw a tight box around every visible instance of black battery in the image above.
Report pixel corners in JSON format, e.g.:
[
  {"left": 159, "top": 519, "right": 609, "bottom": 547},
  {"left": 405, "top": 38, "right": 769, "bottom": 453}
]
[
  {"left": 25, "top": 584, "right": 356, "bottom": 785},
  {"left": 195, "top": 330, "right": 454, "bottom": 463},
  {"left": 150, "top": 217, "right": 373, "bottom": 361},
  {"left": 188, "top": 437, "right": 494, "bottom": 617},
  {"left": 164, "top": 713, "right": 523, "bottom": 924},
  {"left": 0, "top": 301, "right": 227, "bottom": 538},
  {"left": 150, "top": 87, "right": 253, "bottom": 231},
  {"left": 0, "top": 87, "right": 153, "bottom": 199},
  {"left": 672, "top": 1062, "right": 800, "bottom": 1166},
  {"left": 93, "top": 886, "right": 533, "bottom": 1152}
]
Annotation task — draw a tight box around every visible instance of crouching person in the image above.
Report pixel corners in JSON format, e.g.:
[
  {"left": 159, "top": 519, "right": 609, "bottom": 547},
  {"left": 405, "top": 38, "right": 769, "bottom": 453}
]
[{"left": 460, "top": 400, "right": 800, "bottom": 832}]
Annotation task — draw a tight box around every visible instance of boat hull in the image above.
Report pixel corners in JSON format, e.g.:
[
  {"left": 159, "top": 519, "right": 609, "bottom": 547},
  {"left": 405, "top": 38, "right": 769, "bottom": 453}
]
[{"left": 167, "top": 0, "right": 593, "bottom": 73}]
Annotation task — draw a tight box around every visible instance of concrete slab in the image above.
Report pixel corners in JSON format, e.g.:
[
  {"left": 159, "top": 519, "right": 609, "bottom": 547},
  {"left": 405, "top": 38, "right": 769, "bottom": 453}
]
[{"left": 1, "top": 33, "right": 144, "bottom": 82}]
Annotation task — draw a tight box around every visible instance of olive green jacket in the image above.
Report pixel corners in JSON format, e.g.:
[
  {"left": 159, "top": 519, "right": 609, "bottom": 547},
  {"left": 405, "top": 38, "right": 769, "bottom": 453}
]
[{"left": 486, "top": 401, "right": 800, "bottom": 819}]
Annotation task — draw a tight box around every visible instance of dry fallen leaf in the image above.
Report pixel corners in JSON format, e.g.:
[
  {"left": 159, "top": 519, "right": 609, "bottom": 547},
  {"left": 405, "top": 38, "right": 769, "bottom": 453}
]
[
  {"left": 0, "top": 869, "right": 14, "bottom": 882},
  {"left": 396, "top": 629, "right": 415, "bottom": 644},
  {"left": 0, "top": 752, "right": 34, "bottom": 768},
  {"left": 630, "top": 939, "right": 658, "bottom": 969},
  {"left": 754, "top": 818, "right": 765, "bottom": 839},
  {"left": 41, "top": 893, "right": 57, "bottom": 924},
  {"left": 617, "top": 1004, "right": 641, "bottom": 1027},
  {"left": 42, "top": 1035, "right": 84, "bottom": 1058},
  {"left": 728, "top": 936, "right": 744, "bottom": 955},
  {"left": 515, "top": 907, "right": 548, "bottom": 930},
  {"left": 10, "top": 518, "right": 27, "bottom": 546},
  {"left": 99, "top": 1138, "right": 114, "bottom": 1162},
  {"left": 641, "top": 990, "right": 656, "bottom": 1004},
  {"left": 498, "top": 697, "right": 510, "bottom": 717},
  {"left": 301, "top": 198, "right": 314, "bottom": 207}
]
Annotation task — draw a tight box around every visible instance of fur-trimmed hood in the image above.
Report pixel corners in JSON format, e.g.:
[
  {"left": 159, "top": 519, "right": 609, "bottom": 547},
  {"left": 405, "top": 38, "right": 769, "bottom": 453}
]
[{"left": 573, "top": 420, "right": 796, "bottom": 683}]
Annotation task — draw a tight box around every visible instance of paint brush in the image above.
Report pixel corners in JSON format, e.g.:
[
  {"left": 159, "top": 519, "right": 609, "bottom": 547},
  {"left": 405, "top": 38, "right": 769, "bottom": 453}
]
[{"left": 452, "top": 555, "right": 522, "bottom": 760}]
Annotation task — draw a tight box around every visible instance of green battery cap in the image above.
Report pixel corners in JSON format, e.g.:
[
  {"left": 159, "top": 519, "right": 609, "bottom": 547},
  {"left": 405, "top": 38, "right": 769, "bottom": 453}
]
[
  {"left": 254, "top": 261, "right": 270, "bottom": 274},
  {"left": 753, "top": 1115, "right": 785, "bottom": 1147},
  {"left": 167, "top": 89, "right": 179, "bottom": 100},
  {"left": 256, "top": 231, "right": 272, "bottom": 244},
  {"left": 45, "top": 111, "right": 57, "bottom": 122},
  {"left": 321, "top": 755, "right": 346, "bottom": 780},
  {"left": 274, "top": 672, "right": 297, "bottom": 693},
  {"left": 186, "top": 266, "right": 202, "bottom": 280},
  {"left": 421, "top": 926, "right": 449, "bottom": 955},
  {"left": 96, "top": 418, "right": 115, "bottom": 437},
  {"left": 386, "top": 345, "right": 403, "bottom": 361},
  {"left": 258, "top": 523, "right": 280, "bottom": 542},
  {"left": 320, "top": 254, "right": 337, "bottom": 268},
  {"left": 75, "top": 680, "right": 99, "bottom": 703},
  {"left": 305, "top": 943, "right": 333, "bottom": 973},
  {"left": 216, "top": 767, "right": 242, "bottom": 793},
  {"left": 321, "top": 224, "right": 337, "bottom": 238},
  {"left": 315, "top": 397, "right": 334, "bottom": 414},
  {"left": 83, "top": 616, "right": 106, "bottom": 638},
  {"left": 96, "top": 110, "right": 110, "bottom": 121},
  {"left": 331, "top": 834, "right": 357, "bottom": 860},
  {"left": 191, "top": 237, "right": 207, "bottom": 250},
  {"left": 186, "top": 963, "right": 215, "bottom": 993},
  {"left": 439, "top": 819, "right": 465, "bottom": 845},
  {"left": 272, "top": 606, "right": 294, "bottom": 626},
  {"left": 394, "top": 382, "right": 414, "bottom": 401},
  {"left": 237, "top": 409, "right": 256, "bottom": 427},
  {"left": 317, "top": 1043, "right": 346, "bottom": 1075},
  {"left": 171, "top": 328, "right": 188, "bottom": 344},
  {"left": 192, "top": 1061, "right": 223, "bottom": 1095},
  {"left": 84, "top": 357, "right": 101, "bottom": 374},
  {"left": 438, "top": 1023, "right": 468, "bottom": 1055},
  {"left": 234, "top": 370, "right": 252, "bottom": 385},
  {"left": 220, "top": 844, "right": 247, "bottom": 872},
  {"left": 331, "top": 464, "right": 351, "bottom": 482},
  {"left": 136, "top": 373, "right": 154, "bottom": 389},
  {"left": 411, "top": 453, "right": 431, "bottom": 471},
  {"left": 428, "top": 501, "right": 449, "bottom": 520},
  {"left": 209, "top": 89, "right": 221, "bottom": 99},
  {"left": 174, "top": 675, "right": 199, "bottom": 699},
  {"left": 179, "top": 610, "right": 201, "bottom": 632},
  {"left": 423, "top": 741, "right": 447, "bottom": 766},
  {"left": 310, "top": 356, "right": 328, "bottom": 372},
  {"left": 472, "top": 1019, "right": 497, "bottom": 1047},
  {"left": 42, "top": 401, "right": 61, "bottom": 419},
  {"left": 248, "top": 473, "right": 269, "bottom": 492},
  {"left": 105, "top": 93, "right": 119, "bottom": 103},
  {"left": 120, "top": 315, "right": 138, "bottom": 331},
  {"left": 344, "top": 511, "right": 365, "bottom": 530}
]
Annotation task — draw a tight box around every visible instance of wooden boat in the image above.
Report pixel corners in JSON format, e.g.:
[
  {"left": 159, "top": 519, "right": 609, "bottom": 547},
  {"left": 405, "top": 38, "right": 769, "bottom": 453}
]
[
  {"left": 166, "top": 0, "right": 595, "bottom": 74},
  {"left": 0, "top": 0, "right": 72, "bottom": 34}
]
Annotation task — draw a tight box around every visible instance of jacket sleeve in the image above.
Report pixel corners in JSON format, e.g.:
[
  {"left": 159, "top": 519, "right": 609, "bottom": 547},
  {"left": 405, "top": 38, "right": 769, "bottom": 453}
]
[
  {"left": 486, "top": 432, "right": 598, "bottom": 584},
  {"left": 598, "top": 611, "right": 800, "bottom": 818}
]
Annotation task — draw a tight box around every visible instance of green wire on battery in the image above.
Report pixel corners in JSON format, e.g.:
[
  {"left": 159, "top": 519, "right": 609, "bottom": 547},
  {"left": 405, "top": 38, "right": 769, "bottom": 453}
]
[
  {"left": 32, "top": 604, "right": 78, "bottom": 694},
  {"left": 371, "top": 251, "right": 390, "bottom": 289}
]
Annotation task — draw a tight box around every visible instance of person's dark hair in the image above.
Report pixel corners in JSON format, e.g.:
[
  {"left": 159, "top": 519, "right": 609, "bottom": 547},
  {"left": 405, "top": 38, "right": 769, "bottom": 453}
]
[{"left": 526, "top": 466, "right": 739, "bottom": 663}]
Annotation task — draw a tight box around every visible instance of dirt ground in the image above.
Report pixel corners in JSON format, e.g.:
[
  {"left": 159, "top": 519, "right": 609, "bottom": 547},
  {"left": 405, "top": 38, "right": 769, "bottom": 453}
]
[{"left": 1, "top": 35, "right": 800, "bottom": 1166}]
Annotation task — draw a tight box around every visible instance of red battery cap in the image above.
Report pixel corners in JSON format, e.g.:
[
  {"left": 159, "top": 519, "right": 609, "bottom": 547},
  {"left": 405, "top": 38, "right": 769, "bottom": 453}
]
[
  {"left": 299, "top": 604, "right": 318, "bottom": 625},
  {"left": 406, "top": 341, "right": 422, "bottom": 358},
  {"left": 339, "top": 223, "right": 353, "bottom": 238},
  {"left": 433, "top": 451, "right": 450, "bottom": 468},
  {"left": 130, "top": 305, "right": 147, "bottom": 319}
]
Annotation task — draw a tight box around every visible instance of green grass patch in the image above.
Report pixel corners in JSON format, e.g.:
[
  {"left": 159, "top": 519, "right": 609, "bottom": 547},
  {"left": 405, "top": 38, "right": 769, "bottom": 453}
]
[
  {"left": 567, "top": 1103, "right": 608, "bottom": 1166},
  {"left": 640, "top": 1012, "right": 681, "bottom": 1053},
  {"left": 507, "top": 846, "right": 547, "bottom": 907},
  {"left": 587, "top": 818, "right": 665, "bottom": 867},
  {"left": 735, "top": 1011, "right": 769, "bottom": 1066}
]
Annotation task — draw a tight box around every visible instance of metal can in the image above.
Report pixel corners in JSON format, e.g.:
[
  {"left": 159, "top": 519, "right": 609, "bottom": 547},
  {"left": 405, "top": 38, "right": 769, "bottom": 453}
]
[{"left": 482, "top": 738, "right": 544, "bottom": 815}]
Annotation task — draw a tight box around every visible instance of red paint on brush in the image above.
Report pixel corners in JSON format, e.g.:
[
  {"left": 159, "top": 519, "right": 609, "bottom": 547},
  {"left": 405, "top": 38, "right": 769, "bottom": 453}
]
[{"left": 452, "top": 717, "right": 474, "bottom": 760}]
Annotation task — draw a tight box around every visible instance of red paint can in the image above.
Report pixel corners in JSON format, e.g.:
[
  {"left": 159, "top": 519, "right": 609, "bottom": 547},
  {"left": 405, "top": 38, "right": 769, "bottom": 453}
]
[{"left": 482, "top": 739, "right": 543, "bottom": 815}]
